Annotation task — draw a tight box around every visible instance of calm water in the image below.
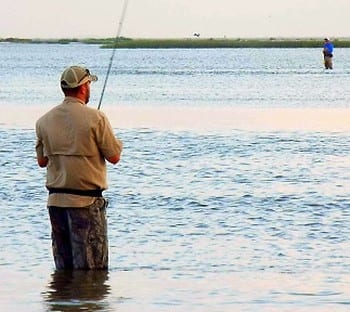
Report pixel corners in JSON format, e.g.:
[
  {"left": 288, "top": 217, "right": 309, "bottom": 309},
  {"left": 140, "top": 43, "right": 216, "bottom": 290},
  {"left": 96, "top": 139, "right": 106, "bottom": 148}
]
[
  {"left": 1, "top": 44, "right": 350, "bottom": 311},
  {"left": 2, "top": 43, "right": 350, "bottom": 109}
]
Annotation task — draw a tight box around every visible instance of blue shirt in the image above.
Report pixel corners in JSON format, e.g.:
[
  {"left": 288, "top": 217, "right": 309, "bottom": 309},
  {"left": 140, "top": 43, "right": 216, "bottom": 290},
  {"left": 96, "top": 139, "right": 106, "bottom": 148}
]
[{"left": 324, "top": 42, "right": 334, "bottom": 54}]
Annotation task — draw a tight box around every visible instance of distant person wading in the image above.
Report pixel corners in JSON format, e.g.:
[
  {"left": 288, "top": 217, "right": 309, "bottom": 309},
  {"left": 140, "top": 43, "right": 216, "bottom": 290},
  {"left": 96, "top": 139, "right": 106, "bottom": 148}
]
[
  {"left": 323, "top": 38, "right": 334, "bottom": 70},
  {"left": 35, "top": 65, "right": 123, "bottom": 270}
]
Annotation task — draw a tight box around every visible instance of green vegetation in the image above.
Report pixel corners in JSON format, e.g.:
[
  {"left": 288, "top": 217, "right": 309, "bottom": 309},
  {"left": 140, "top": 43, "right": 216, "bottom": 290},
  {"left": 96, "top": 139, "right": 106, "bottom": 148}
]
[
  {"left": 2, "top": 37, "right": 350, "bottom": 48},
  {"left": 0, "top": 37, "right": 78, "bottom": 44},
  {"left": 101, "top": 38, "right": 350, "bottom": 49}
]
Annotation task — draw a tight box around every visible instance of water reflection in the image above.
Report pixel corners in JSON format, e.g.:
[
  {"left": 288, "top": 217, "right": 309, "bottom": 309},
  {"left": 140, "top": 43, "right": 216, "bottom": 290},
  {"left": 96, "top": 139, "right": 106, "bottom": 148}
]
[{"left": 43, "top": 270, "right": 110, "bottom": 311}]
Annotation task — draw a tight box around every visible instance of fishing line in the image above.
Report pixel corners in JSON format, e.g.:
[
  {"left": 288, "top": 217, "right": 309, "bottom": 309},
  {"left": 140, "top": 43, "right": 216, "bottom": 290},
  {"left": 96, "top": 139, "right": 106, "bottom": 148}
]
[{"left": 98, "top": 0, "right": 129, "bottom": 110}]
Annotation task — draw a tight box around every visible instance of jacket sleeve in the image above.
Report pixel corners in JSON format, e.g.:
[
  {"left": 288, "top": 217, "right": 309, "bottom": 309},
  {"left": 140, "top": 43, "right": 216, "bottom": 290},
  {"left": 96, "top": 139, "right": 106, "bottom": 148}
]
[{"left": 95, "top": 112, "right": 123, "bottom": 159}]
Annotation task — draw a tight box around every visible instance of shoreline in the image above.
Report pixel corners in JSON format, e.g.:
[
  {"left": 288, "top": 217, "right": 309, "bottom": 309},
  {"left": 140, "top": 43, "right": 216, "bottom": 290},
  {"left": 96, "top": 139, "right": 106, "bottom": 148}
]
[{"left": 1, "top": 37, "right": 350, "bottom": 49}]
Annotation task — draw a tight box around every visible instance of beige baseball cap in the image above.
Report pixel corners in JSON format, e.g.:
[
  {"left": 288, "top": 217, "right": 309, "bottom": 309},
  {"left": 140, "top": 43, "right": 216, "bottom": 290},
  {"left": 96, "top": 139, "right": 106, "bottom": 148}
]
[{"left": 60, "top": 65, "right": 98, "bottom": 89}]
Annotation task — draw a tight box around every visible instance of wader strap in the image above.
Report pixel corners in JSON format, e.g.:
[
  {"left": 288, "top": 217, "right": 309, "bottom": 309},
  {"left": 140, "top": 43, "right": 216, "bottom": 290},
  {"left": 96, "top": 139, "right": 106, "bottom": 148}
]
[{"left": 47, "top": 187, "right": 103, "bottom": 197}]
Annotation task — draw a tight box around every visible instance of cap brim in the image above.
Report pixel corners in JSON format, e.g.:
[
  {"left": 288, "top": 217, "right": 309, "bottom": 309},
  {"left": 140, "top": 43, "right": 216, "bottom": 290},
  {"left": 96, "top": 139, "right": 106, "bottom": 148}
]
[
  {"left": 89, "top": 74, "right": 98, "bottom": 82},
  {"left": 78, "top": 74, "right": 98, "bottom": 86}
]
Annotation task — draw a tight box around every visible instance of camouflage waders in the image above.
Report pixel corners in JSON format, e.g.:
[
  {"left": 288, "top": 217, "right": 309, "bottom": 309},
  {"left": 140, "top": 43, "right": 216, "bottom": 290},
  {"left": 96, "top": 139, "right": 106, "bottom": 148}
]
[{"left": 48, "top": 197, "right": 108, "bottom": 270}]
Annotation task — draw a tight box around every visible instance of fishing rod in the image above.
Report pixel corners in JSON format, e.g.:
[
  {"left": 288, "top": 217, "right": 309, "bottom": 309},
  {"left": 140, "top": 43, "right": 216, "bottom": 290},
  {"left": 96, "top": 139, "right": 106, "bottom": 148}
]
[{"left": 98, "top": 0, "right": 129, "bottom": 110}]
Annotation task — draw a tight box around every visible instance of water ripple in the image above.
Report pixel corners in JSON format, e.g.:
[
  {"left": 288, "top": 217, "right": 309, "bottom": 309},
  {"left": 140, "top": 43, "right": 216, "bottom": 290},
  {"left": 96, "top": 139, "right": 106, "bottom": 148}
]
[{"left": 1, "top": 128, "right": 350, "bottom": 310}]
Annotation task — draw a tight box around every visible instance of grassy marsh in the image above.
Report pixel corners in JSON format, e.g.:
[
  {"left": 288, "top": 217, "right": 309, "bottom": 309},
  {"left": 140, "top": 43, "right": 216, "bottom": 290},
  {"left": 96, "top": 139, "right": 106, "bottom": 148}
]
[{"left": 2, "top": 37, "right": 350, "bottom": 48}]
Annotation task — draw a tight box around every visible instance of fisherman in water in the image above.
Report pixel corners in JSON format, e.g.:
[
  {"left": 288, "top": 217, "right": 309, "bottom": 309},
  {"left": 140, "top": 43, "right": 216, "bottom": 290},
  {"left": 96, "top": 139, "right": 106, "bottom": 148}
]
[
  {"left": 323, "top": 38, "right": 334, "bottom": 70},
  {"left": 35, "top": 65, "right": 123, "bottom": 270}
]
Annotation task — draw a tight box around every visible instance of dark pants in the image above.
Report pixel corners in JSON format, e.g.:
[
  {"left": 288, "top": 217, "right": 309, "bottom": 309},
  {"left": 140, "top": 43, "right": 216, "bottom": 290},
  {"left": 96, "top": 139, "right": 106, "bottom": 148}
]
[
  {"left": 48, "top": 198, "right": 108, "bottom": 270},
  {"left": 324, "top": 55, "right": 333, "bottom": 69}
]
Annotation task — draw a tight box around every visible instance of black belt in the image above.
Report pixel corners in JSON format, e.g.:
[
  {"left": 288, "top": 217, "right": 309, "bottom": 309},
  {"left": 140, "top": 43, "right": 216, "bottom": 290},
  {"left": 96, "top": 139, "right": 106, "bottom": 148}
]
[{"left": 47, "top": 187, "right": 103, "bottom": 197}]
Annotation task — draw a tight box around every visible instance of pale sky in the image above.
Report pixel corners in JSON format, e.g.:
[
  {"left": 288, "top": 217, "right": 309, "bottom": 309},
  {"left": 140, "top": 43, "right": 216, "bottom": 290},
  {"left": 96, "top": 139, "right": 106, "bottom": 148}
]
[{"left": 1, "top": 0, "right": 349, "bottom": 39}]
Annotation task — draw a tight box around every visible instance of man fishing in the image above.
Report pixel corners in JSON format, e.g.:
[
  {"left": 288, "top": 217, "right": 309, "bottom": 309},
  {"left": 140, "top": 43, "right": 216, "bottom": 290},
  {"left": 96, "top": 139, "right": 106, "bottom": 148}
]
[
  {"left": 323, "top": 38, "right": 334, "bottom": 70},
  {"left": 35, "top": 65, "right": 123, "bottom": 270}
]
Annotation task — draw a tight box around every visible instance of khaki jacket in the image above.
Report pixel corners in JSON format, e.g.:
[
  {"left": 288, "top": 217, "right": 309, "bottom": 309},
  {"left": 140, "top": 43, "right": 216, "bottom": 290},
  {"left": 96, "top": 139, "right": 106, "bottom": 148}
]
[{"left": 36, "top": 97, "right": 122, "bottom": 207}]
